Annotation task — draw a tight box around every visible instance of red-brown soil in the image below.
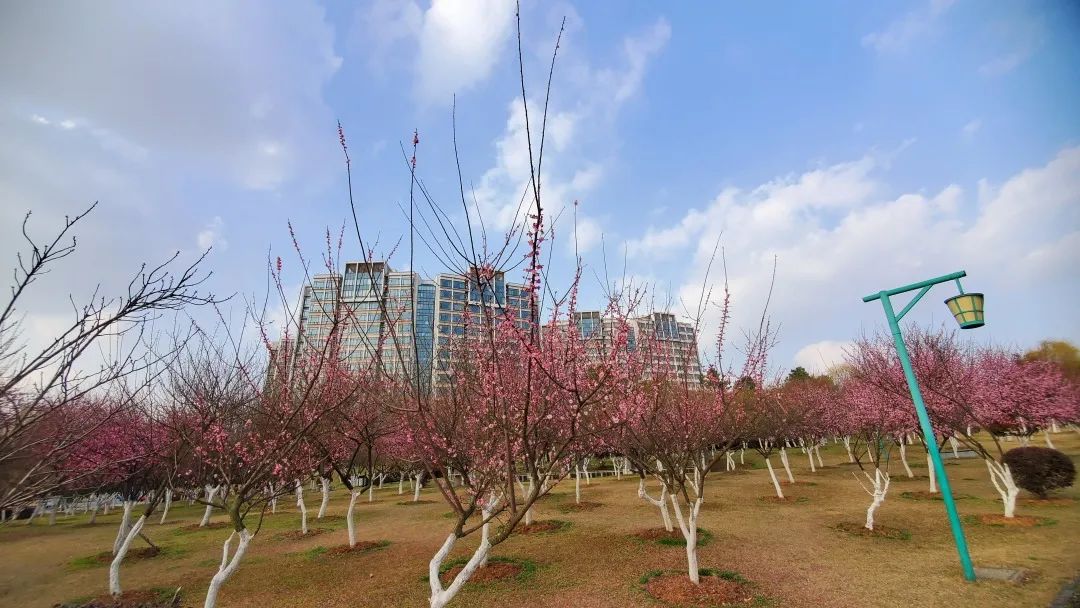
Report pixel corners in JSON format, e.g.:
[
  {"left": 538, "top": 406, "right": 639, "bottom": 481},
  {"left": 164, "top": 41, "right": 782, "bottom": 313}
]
[{"left": 644, "top": 572, "right": 755, "bottom": 607}]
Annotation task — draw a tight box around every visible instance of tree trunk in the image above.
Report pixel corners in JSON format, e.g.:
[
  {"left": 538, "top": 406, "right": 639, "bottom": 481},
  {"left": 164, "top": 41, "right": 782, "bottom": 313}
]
[
  {"left": 843, "top": 436, "right": 854, "bottom": 463},
  {"left": 806, "top": 446, "right": 816, "bottom": 473},
  {"left": 898, "top": 442, "right": 914, "bottom": 478},
  {"left": 986, "top": 460, "right": 1019, "bottom": 518},
  {"left": 428, "top": 533, "right": 491, "bottom": 608},
  {"left": 779, "top": 448, "right": 795, "bottom": 484},
  {"left": 317, "top": 478, "right": 331, "bottom": 519},
  {"left": 1044, "top": 431, "right": 1056, "bottom": 449},
  {"left": 863, "top": 469, "right": 890, "bottom": 530},
  {"left": 109, "top": 514, "right": 147, "bottom": 596},
  {"left": 113, "top": 501, "right": 134, "bottom": 555},
  {"left": 200, "top": 486, "right": 219, "bottom": 527},
  {"left": 575, "top": 466, "right": 582, "bottom": 504},
  {"left": 669, "top": 495, "right": 702, "bottom": 584},
  {"left": 346, "top": 490, "right": 361, "bottom": 548},
  {"left": 398, "top": 477, "right": 404, "bottom": 495},
  {"left": 949, "top": 436, "right": 960, "bottom": 458},
  {"left": 765, "top": 458, "right": 785, "bottom": 499},
  {"left": 927, "top": 453, "right": 938, "bottom": 494},
  {"left": 637, "top": 479, "right": 674, "bottom": 532},
  {"left": 203, "top": 529, "right": 252, "bottom": 608},
  {"left": 159, "top": 489, "right": 172, "bottom": 525},
  {"left": 413, "top": 474, "right": 422, "bottom": 502},
  {"left": 295, "top": 482, "right": 308, "bottom": 534}
]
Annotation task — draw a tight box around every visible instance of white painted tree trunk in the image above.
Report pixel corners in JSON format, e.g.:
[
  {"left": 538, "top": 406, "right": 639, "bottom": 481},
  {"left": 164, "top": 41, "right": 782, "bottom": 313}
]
[
  {"left": 860, "top": 469, "right": 891, "bottom": 530},
  {"left": 269, "top": 482, "right": 277, "bottom": 514},
  {"left": 725, "top": 451, "right": 735, "bottom": 471},
  {"left": 575, "top": 466, "right": 582, "bottom": 504},
  {"left": 815, "top": 445, "right": 824, "bottom": 468},
  {"left": 88, "top": 498, "right": 99, "bottom": 525},
  {"left": 48, "top": 502, "right": 57, "bottom": 525},
  {"left": 765, "top": 458, "right": 785, "bottom": 499},
  {"left": 113, "top": 501, "right": 134, "bottom": 555},
  {"left": 638, "top": 479, "right": 673, "bottom": 531},
  {"left": 109, "top": 514, "right": 147, "bottom": 596},
  {"left": 318, "top": 478, "right": 331, "bottom": 519},
  {"left": 898, "top": 442, "right": 914, "bottom": 478},
  {"left": 986, "top": 459, "right": 1019, "bottom": 518},
  {"left": 949, "top": 436, "right": 960, "bottom": 458},
  {"left": 295, "top": 482, "right": 308, "bottom": 534},
  {"left": 927, "top": 453, "right": 938, "bottom": 494},
  {"left": 203, "top": 529, "right": 253, "bottom": 608},
  {"left": 806, "top": 446, "right": 816, "bottom": 473},
  {"left": 346, "top": 490, "right": 361, "bottom": 547},
  {"left": 200, "top": 486, "right": 219, "bottom": 527},
  {"left": 779, "top": 447, "right": 795, "bottom": 484},
  {"left": 398, "top": 477, "right": 404, "bottom": 495},
  {"left": 159, "top": 489, "right": 172, "bottom": 525},
  {"left": 368, "top": 483, "right": 374, "bottom": 503},
  {"left": 669, "top": 495, "right": 702, "bottom": 584},
  {"left": 428, "top": 533, "right": 491, "bottom": 608},
  {"left": 739, "top": 444, "right": 745, "bottom": 465},
  {"left": 413, "top": 474, "right": 422, "bottom": 502},
  {"left": 843, "top": 436, "right": 854, "bottom": 463},
  {"left": 378, "top": 474, "right": 384, "bottom": 489},
  {"left": 1044, "top": 430, "right": 1056, "bottom": 449}
]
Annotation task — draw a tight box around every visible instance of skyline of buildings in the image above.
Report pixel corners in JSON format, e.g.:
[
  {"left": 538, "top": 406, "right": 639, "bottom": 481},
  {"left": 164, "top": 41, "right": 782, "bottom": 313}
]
[{"left": 290, "top": 259, "right": 702, "bottom": 390}]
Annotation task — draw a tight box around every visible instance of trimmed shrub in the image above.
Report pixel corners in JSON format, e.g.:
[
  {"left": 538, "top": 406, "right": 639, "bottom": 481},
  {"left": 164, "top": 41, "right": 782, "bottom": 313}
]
[{"left": 1002, "top": 447, "right": 1076, "bottom": 499}]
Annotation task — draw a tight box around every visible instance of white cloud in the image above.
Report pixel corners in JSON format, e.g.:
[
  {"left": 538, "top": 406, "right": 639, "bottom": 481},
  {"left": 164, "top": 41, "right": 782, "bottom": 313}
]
[
  {"left": 862, "top": 0, "right": 955, "bottom": 54},
  {"left": 962, "top": 118, "right": 982, "bottom": 137},
  {"left": 413, "top": 0, "right": 516, "bottom": 103},
  {"left": 30, "top": 114, "right": 49, "bottom": 125},
  {"left": 793, "top": 340, "right": 852, "bottom": 375},
  {"left": 197, "top": 216, "right": 228, "bottom": 251},
  {"left": 0, "top": 1, "right": 342, "bottom": 191},
  {"left": 596, "top": 18, "right": 671, "bottom": 104},
  {"left": 625, "top": 146, "right": 1080, "bottom": 371},
  {"left": 978, "top": 52, "right": 1026, "bottom": 77}
]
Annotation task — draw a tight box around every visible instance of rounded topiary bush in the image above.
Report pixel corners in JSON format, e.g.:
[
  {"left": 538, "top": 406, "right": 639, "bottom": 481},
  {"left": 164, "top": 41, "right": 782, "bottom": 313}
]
[{"left": 1002, "top": 446, "right": 1076, "bottom": 499}]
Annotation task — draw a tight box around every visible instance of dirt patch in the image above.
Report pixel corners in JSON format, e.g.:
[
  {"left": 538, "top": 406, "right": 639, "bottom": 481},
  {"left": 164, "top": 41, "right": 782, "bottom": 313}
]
[
  {"left": 55, "top": 589, "right": 180, "bottom": 608},
  {"left": 513, "top": 520, "right": 569, "bottom": 535},
  {"left": 177, "top": 522, "right": 230, "bottom": 532},
  {"left": 87, "top": 547, "right": 161, "bottom": 565},
  {"left": 325, "top": 540, "right": 389, "bottom": 555},
  {"left": 314, "top": 514, "right": 346, "bottom": 522},
  {"left": 441, "top": 562, "right": 523, "bottom": 584},
  {"left": 273, "top": 527, "right": 332, "bottom": 541},
  {"left": 632, "top": 528, "right": 683, "bottom": 542},
  {"left": 643, "top": 572, "right": 755, "bottom": 607},
  {"left": 558, "top": 501, "right": 603, "bottom": 513},
  {"left": 396, "top": 500, "right": 437, "bottom": 506},
  {"left": 1017, "top": 497, "right": 1076, "bottom": 507},
  {"left": 833, "top": 522, "right": 911, "bottom": 540},
  {"left": 968, "top": 514, "right": 1054, "bottom": 528},
  {"left": 780, "top": 480, "right": 817, "bottom": 486}
]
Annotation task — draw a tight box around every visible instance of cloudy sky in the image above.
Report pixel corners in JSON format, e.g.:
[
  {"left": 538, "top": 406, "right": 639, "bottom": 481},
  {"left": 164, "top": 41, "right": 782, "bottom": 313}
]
[{"left": 1, "top": 0, "right": 1078, "bottom": 375}]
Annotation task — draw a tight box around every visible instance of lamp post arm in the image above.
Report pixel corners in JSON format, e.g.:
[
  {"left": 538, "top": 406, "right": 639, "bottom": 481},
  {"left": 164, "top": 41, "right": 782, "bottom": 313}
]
[
  {"left": 895, "top": 285, "right": 933, "bottom": 322},
  {"left": 862, "top": 271, "right": 967, "bottom": 303}
]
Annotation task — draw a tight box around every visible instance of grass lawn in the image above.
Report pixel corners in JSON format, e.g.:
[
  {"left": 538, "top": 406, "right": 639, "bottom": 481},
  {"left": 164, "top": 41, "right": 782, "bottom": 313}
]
[{"left": 1, "top": 434, "right": 1077, "bottom": 607}]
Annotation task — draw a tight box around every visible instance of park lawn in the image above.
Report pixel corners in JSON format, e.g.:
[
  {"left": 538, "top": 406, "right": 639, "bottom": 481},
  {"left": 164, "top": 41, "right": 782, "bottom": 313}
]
[{"left": 1, "top": 434, "right": 1077, "bottom": 608}]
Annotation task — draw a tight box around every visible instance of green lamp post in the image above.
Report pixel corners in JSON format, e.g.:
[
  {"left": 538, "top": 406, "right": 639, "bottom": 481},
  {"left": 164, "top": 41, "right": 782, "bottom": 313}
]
[{"left": 863, "top": 270, "right": 984, "bottom": 582}]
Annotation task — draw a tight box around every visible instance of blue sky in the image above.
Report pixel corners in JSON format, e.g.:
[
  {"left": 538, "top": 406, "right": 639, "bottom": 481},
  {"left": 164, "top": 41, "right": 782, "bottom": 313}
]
[{"left": 1, "top": 0, "right": 1078, "bottom": 375}]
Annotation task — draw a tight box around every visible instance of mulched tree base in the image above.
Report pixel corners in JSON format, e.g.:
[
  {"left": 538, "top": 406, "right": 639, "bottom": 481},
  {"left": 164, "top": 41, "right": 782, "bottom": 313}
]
[
  {"left": 833, "top": 522, "right": 911, "bottom": 540},
  {"left": 901, "top": 491, "right": 974, "bottom": 501},
  {"left": 558, "top": 501, "right": 603, "bottom": 513},
  {"left": 641, "top": 570, "right": 758, "bottom": 607},
  {"left": 55, "top": 589, "right": 180, "bottom": 608},
  {"left": 758, "top": 496, "right": 808, "bottom": 504},
  {"left": 325, "top": 540, "right": 390, "bottom": 556},
  {"left": 313, "top": 514, "right": 346, "bottom": 523},
  {"left": 93, "top": 547, "right": 160, "bottom": 565},
  {"left": 964, "top": 514, "right": 1056, "bottom": 528},
  {"left": 780, "top": 480, "right": 817, "bottom": 487},
  {"left": 273, "top": 527, "right": 332, "bottom": 541},
  {"left": 512, "top": 520, "right": 571, "bottom": 535},
  {"left": 396, "top": 500, "right": 437, "bottom": 506},
  {"left": 176, "top": 522, "right": 230, "bottom": 532}
]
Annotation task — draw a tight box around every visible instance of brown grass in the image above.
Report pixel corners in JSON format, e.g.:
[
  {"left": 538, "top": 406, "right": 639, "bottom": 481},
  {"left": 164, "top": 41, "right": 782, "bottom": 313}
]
[
  {"left": 558, "top": 501, "right": 603, "bottom": 513},
  {"left": 57, "top": 589, "right": 179, "bottom": 608},
  {"left": 441, "top": 562, "right": 523, "bottom": 584},
  {"left": 271, "top": 528, "right": 332, "bottom": 541},
  {"left": 83, "top": 547, "right": 161, "bottom": 565},
  {"left": 971, "top": 514, "right": 1051, "bottom": 528},
  {"left": 632, "top": 528, "right": 683, "bottom": 542},
  {"left": 1, "top": 432, "right": 1077, "bottom": 607},
  {"left": 833, "top": 522, "right": 912, "bottom": 540}
]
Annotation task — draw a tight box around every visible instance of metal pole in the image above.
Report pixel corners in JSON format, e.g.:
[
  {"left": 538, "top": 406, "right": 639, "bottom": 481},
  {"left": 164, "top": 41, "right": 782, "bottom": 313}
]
[{"left": 879, "top": 293, "right": 977, "bottom": 581}]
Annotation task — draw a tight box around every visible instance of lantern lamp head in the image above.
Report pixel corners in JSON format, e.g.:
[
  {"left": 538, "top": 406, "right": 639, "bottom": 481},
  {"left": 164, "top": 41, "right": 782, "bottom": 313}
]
[{"left": 944, "top": 292, "right": 984, "bottom": 329}]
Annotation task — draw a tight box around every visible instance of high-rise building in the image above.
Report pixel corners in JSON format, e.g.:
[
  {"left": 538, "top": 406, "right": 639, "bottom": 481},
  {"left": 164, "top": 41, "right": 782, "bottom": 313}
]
[
  {"left": 432, "top": 267, "right": 531, "bottom": 386},
  {"left": 559, "top": 310, "right": 702, "bottom": 384},
  {"left": 294, "top": 261, "right": 435, "bottom": 391}
]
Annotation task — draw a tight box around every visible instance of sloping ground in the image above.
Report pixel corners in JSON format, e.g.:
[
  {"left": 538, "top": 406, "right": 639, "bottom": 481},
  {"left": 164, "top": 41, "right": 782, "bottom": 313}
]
[{"left": 1, "top": 434, "right": 1077, "bottom": 607}]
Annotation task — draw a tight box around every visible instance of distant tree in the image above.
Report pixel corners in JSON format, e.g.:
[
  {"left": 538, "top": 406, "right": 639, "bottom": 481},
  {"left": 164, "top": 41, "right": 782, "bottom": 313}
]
[
  {"left": 1022, "top": 340, "right": 1080, "bottom": 382},
  {"left": 786, "top": 366, "right": 811, "bottom": 383}
]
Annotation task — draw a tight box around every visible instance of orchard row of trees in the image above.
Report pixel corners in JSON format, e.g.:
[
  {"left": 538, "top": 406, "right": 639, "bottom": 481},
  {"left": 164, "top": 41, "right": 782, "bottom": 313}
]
[{"left": 3, "top": 6, "right": 1078, "bottom": 608}]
